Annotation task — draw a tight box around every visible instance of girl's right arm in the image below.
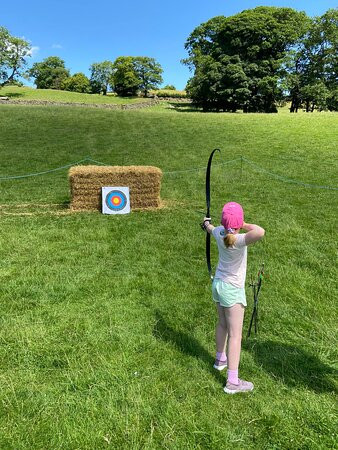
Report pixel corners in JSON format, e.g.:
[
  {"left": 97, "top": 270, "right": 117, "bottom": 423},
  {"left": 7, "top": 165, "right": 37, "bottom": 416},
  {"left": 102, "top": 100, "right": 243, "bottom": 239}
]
[{"left": 242, "top": 222, "right": 265, "bottom": 245}]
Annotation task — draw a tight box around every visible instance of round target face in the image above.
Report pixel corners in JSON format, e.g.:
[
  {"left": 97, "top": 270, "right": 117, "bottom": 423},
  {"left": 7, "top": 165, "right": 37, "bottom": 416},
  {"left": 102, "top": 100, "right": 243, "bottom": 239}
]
[{"left": 105, "top": 190, "right": 127, "bottom": 211}]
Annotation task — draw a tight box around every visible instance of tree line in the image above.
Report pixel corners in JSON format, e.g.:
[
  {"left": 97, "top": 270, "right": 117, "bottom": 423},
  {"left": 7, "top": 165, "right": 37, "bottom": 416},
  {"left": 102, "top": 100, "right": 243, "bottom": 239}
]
[
  {"left": 0, "top": 27, "right": 164, "bottom": 97},
  {"left": 28, "top": 56, "right": 164, "bottom": 96},
  {"left": 1, "top": 6, "right": 337, "bottom": 109},
  {"left": 0, "top": 47, "right": 163, "bottom": 97}
]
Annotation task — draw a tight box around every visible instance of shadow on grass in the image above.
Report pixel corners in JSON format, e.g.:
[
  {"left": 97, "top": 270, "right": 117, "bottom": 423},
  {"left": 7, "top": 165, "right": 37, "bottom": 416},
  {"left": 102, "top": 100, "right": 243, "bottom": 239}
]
[
  {"left": 60, "top": 199, "right": 71, "bottom": 209},
  {"left": 152, "top": 313, "right": 337, "bottom": 392},
  {"left": 153, "top": 311, "right": 224, "bottom": 384},
  {"left": 166, "top": 102, "right": 202, "bottom": 113},
  {"left": 166, "top": 102, "right": 242, "bottom": 113},
  {"left": 243, "top": 339, "right": 337, "bottom": 393},
  {"left": 4, "top": 92, "right": 24, "bottom": 98}
]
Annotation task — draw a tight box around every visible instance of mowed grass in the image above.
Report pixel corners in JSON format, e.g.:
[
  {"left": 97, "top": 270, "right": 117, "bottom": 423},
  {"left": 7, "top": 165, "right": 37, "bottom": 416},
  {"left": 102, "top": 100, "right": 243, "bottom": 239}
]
[
  {"left": 0, "top": 85, "right": 149, "bottom": 104},
  {"left": 0, "top": 104, "right": 337, "bottom": 449}
]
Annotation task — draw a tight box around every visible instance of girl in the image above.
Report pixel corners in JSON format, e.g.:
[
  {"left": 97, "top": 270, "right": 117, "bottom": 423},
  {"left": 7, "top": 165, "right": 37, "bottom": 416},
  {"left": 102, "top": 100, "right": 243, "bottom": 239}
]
[{"left": 203, "top": 202, "right": 265, "bottom": 394}]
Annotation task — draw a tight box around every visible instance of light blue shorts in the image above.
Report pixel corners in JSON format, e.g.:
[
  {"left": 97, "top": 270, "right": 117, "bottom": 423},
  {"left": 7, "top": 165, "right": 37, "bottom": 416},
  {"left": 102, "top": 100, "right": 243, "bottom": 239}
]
[{"left": 212, "top": 278, "right": 247, "bottom": 308}]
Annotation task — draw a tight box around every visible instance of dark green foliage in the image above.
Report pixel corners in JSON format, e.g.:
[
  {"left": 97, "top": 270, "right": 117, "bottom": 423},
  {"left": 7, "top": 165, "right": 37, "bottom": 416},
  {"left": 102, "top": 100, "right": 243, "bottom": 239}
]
[
  {"left": 28, "top": 56, "right": 70, "bottom": 89},
  {"left": 184, "top": 7, "right": 310, "bottom": 112},
  {"left": 300, "top": 82, "right": 329, "bottom": 112},
  {"left": 89, "top": 79, "right": 102, "bottom": 94},
  {"left": 62, "top": 73, "right": 91, "bottom": 93},
  {"left": 89, "top": 61, "right": 114, "bottom": 95},
  {"left": 285, "top": 8, "right": 338, "bottom": 112},
  {"left": 0, "top": 26, "right": 31, "bottom": 87},
  {"left": 327, "top": 87, "right": 338, "bottom": 111},
  {"left": 163, "top": 84, "right": 176, "bottom": 90},
  {"left": 304, "top": 8, "right": 338, "bottom": 91},
  {"left": 186, "top": 54, "right": 252, "bottom": 112}
]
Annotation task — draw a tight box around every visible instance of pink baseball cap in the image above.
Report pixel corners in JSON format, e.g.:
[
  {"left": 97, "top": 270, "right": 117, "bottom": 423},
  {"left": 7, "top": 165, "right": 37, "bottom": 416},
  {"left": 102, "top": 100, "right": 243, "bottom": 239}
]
[{"left": 221, "top": 202, "right": 244, "bottom": 229}]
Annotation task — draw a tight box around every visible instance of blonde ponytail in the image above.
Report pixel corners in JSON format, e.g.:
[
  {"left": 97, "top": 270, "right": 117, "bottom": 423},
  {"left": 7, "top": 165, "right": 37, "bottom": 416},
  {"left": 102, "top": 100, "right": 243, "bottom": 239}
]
[{"left": 223, "top": 233, "right": 237, "bottom": 248}]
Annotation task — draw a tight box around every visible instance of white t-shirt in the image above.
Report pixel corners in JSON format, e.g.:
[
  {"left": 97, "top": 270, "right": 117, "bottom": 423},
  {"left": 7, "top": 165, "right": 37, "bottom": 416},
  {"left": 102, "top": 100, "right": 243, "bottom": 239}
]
[{"left": 212, "top": 226, "right": 247, "bottom": 288}]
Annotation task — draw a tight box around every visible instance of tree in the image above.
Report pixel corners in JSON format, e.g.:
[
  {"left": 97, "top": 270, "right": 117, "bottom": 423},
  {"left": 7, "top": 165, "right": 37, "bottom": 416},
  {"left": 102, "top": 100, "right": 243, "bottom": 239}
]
[
  {"left": 163, "top": 84, "right": 176, "bottom": 90},
  {"left": 61, "top": 72, "right": 91, "bottom": 93},
  {"left": 304, "top": 9, "right": 338, "bottom": 91},
  {"left": 283, "top": 8, "right": 338, "bottom": 112},
  {"left": 281, "top": 48, "right": 304, "bottom": 112},
  {"left": 28, "top": 56, "right": 70, "bottom": 89},
  {"left": 186, "top": 54, "right": 251, "bottom": 111},
  {"left": 133, "top": 57, "right": 163, "bottom": 96},
  {"left": 111, "top": 56, "right": 163, "bottom": 97},
  {"left": 89, "top": 61, "right": 114, "bottom": 95},
  {"left": 0, "top": 26, "right": 31, "bottom": 87},
  {"left": 112, "top": 56, "right": 140, "bottom": 96},
  {"left": 184, "top": 7, "right": 310, "bottom": 112}
]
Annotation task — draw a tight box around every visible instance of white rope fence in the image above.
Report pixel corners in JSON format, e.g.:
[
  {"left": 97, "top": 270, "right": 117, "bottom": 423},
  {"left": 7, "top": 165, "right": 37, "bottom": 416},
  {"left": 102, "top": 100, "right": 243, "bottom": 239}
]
[{"left": 0, "top": 155, "right": 337, "bottom": 191}]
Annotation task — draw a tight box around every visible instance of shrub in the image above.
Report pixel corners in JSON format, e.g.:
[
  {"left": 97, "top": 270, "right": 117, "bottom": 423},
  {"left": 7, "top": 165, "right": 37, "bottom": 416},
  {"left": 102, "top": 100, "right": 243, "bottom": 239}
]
[
  {"left": 89, "top": 61, "right": 114, "bottom": 95},
  {"left": 62, "top": 73, "right": 91, "bottom": 93},
  {"left": 154, "top": 90, "right": 187, "bottom": 98},
  {"left": 326, "top": 88, "right": 338, "bottom": 111}
]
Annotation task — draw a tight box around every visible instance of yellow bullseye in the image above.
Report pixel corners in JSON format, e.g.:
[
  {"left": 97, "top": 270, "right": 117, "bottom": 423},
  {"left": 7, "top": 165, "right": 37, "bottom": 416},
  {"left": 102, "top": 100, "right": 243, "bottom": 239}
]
[{"left": 112, "top": 197, "right": 120, "bottom": 205}]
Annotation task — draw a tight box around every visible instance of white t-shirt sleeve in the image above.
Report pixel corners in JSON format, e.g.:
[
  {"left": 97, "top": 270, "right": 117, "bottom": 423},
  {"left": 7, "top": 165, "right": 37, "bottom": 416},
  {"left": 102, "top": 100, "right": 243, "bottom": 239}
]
[
  {"left": 234, "top": 233, "right": 247, "bottom": 249},
  {"left": 212, "top": 226, "right": 223, "bottom": 241}
]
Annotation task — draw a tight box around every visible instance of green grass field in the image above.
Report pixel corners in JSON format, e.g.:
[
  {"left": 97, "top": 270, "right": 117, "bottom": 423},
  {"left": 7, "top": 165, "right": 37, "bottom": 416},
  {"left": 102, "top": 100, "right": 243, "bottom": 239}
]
[
  {"left": 0, "top": 103, "right": 337, "bottom": 449},
  {"left": 0, "top": 86, "right": 149, "bottom": 104}
]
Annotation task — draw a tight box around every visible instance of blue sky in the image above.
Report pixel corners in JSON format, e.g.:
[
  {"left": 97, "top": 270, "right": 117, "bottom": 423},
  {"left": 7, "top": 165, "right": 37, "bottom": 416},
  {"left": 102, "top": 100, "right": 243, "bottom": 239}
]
[{"left": 2, "top": 0, "right": 337, "bottom": 90}]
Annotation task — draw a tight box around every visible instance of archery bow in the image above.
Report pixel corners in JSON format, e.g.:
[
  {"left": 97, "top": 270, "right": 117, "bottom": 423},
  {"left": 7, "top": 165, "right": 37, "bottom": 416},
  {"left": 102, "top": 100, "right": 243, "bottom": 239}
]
[
  {"left": 203, "top": 148, "right": 220, "bottom": 280},
  {"left": 247, "top": 263, "right": 264, "bottom": 337}
]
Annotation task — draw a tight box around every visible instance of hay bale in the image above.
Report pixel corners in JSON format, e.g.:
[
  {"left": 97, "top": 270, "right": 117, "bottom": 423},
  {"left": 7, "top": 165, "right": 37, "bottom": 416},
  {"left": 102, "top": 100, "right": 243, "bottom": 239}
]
[{"left": 69, "top": 165, "right": 162, "bottom": 211}]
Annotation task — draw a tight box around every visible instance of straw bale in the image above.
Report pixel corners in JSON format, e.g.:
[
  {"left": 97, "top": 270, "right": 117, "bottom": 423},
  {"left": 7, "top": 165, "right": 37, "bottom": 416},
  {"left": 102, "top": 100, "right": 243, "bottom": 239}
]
[{"left": 69, "top": 165, "right": 162, "bottom": 211}]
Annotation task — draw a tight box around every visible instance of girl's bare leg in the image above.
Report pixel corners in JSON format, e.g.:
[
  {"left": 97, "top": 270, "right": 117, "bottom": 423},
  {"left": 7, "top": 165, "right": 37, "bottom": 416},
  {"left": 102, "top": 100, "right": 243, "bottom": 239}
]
[
  {"left": 216, "top": 303, "right": 228, "bottom": 353},
  {"left": 224, "top": 303, "right": 245, "bottom": 370}
]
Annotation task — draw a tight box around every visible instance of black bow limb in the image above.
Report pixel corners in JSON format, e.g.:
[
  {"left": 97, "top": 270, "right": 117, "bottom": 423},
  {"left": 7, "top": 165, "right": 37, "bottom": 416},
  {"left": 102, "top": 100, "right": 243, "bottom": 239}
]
[{"left": 204, "top": 148, "right": 220, "bottom": 280}]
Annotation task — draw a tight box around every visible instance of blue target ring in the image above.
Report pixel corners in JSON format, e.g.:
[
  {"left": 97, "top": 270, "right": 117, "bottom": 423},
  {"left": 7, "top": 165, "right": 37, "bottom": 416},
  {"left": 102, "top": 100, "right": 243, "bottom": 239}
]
[{"left": 105, "top": 190, "right": 127, "bottom": 211}]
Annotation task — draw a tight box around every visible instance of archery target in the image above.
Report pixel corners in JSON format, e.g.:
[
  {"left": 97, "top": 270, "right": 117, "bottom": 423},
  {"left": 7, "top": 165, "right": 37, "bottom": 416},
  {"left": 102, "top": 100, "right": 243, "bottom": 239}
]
[{"left": 102, "top": 187, "right": 130, "bottom": 214}]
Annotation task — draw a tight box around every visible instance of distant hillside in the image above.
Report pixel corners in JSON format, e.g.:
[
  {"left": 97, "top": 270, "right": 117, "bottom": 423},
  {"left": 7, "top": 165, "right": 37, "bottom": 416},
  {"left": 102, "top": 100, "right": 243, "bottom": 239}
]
[{"left": 0, "top": 86, "right": 150, "bottom": 105}]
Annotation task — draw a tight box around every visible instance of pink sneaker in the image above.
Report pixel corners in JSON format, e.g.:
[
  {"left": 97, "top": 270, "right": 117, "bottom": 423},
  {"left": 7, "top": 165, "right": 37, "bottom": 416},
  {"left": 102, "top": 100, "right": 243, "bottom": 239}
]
[
  {"left": 213, "top": 358, "right": 227, "bottom": 371},
  {"left": 224, "top": 379, "right": 254, "bottom": 394}
]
